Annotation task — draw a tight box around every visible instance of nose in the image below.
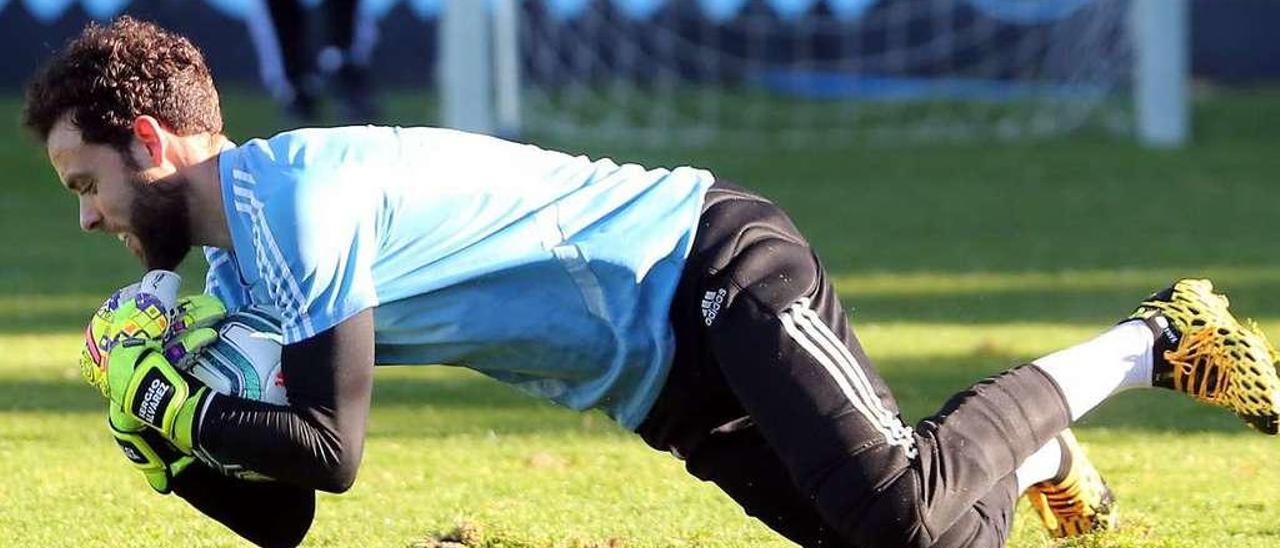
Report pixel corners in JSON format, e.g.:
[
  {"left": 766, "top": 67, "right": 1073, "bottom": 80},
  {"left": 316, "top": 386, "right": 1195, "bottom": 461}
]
[{"left": 78, "top": 196, "right": 102, "bottom": 232}]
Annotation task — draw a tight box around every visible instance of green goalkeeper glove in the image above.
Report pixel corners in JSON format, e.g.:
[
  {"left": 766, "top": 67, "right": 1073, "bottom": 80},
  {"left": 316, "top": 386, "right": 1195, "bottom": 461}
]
[
  {"left": 82, "top": 288, "right": 226, "bottom": 397},
  {"left": 105, "top": 317, "right": 220, "bottom": 494},
  {"left": 81, "top": 283, "right": 141, "bottom": 397},
  {"left": 161, "top": 293, "right": 227, "bottom": 368},
  {"left": 108, "top": 405, "right": 195, "bottom": 494},
  {"left": 101, "top": 272, "right": 222, "bottom": 453},
  {"left": 105, "top": 300, "right": 211, "bottom": 452}
]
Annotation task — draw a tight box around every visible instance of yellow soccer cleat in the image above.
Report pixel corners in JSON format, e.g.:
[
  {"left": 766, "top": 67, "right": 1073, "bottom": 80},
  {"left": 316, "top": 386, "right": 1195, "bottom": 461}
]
[
  {"left": 1025, "top": 429, "right": 1117, "bottom": 538},
  {"left": 1130, "top": 279, "right": 1280, "bottom": 434}
]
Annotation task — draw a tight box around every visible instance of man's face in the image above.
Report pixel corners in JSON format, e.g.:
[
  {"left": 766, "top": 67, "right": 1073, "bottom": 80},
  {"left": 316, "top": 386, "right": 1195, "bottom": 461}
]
[{"left": 46, "top": 117, "right": 192, "bottom": 270}]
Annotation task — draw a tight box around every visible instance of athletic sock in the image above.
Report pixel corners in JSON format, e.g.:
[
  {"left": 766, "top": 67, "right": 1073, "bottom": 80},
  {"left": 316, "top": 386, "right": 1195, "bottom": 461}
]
[
  {"left": 1016, "top": 435, "right": 1065, "bottom": 493},
  {"left": 1031, "top": 320, "right": 1154, "bottom": 421}
]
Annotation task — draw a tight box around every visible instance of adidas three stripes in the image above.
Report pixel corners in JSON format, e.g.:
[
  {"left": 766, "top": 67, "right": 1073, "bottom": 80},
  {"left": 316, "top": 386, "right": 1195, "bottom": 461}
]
[{"left": 638, "top": 181, "right": 1072, "bottom": 547}]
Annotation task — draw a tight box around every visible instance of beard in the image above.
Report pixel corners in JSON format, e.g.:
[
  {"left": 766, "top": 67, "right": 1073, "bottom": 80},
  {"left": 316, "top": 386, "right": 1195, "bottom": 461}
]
[{"left": 127, "top": 172, "right": 193, "bottom": 271}]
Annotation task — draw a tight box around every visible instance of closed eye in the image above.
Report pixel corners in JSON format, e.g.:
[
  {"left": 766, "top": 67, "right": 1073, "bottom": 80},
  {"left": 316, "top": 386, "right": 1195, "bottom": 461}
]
[{"left": 66, "top": 175, "right": 96, "bottom": 196}]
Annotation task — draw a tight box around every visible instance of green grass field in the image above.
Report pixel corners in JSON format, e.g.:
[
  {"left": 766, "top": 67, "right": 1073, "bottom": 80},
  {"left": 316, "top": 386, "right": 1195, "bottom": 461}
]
[{"left": 2, "top": 90, "right": 1279, "bottom": 547}]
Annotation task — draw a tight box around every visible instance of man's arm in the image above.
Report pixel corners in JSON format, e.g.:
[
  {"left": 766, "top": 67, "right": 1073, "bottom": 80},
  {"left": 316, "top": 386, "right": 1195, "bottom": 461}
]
[
  {"left": 171, "top": 462, "right": 316, "bottom": 548},
  {"left": 195, "top": 309, "right": 375, "bottom": 492}
]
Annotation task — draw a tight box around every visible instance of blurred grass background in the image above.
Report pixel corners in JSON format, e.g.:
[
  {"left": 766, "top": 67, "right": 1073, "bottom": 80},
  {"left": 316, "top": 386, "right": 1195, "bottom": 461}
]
[{"left": 1, "top": 89, "right": 1279, "bottom": 546}]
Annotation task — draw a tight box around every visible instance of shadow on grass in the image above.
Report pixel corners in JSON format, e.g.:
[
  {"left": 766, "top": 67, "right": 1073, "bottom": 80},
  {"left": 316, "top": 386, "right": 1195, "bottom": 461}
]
[
  {"left": 0, "top": 371, "right": 551, "bottom": 414},
  {"left": 6, "top": 281, "right": 1280, "bottom": 336},
  {"left": 0, "top": 376, "right": 618, "bottom": 438},
  {"left": 842, "top": 281, "right": 1280, "bottom": 325},
  {"left": 0, "top": 310, "right": 97, "bottom": 335},
  {"left": 2, "top": 354, "right": 1259, "bottom": 436}
]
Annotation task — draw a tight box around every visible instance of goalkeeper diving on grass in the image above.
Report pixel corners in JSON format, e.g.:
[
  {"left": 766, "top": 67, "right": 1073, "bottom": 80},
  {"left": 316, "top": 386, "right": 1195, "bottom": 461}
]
[{"left": 24, "top": 16, "right": 1280, "bottom": 548}]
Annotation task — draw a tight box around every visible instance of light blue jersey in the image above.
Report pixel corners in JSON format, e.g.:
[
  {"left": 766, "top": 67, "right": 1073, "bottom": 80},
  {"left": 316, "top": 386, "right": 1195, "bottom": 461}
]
[{"left": 204, "top": 126, "right": 715, "bottom": 428}]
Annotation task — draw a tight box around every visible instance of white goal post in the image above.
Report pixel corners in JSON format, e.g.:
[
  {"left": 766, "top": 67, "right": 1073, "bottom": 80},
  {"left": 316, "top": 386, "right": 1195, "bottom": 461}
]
[
  {"left": 441, "top": 0, "right": 1188, "bottom": 148},
  {"left": 1132, "top": 0, "right": 1189, "bottom": 148}
]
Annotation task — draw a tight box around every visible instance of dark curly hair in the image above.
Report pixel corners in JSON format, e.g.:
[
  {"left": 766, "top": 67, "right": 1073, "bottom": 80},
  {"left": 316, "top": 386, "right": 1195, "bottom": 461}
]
[{"left": 22, "top": 16, "right": 223, "bottom": 153}]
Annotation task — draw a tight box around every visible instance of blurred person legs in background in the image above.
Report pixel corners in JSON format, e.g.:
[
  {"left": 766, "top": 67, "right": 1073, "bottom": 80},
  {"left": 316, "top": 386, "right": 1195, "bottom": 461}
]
[{"left": 245, "top": 0, "right": 381, "bottom": 125}]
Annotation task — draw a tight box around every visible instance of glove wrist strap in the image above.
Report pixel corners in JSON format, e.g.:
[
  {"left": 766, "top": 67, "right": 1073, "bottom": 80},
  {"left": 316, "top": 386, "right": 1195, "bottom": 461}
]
[{"left": 172, "top": 388, "right": 211, "bottom": 453}]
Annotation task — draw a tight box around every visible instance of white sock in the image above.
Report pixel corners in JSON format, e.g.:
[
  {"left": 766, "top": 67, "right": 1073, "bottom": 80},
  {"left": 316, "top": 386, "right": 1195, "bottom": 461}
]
[
  {"left": 1016, "top": 436, "right": 1065, "bottom": 493},
  {"left": 1032, "top": 320, "right": 1154, "bottom": 421}
]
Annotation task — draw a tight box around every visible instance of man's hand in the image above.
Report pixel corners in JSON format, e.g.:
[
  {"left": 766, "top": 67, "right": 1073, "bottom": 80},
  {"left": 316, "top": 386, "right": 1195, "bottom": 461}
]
[
  {"left": 81, "top": 288, "right": 226, "bottom": 398},
  {"left": 101, "top": 272, "right": 220, "bottom": 453},
  {"left": 104, "top": 296, "right": 223, "bottom": 492},
  {"left": 108, "top": 405, "right": 195, "bottom": 494},
  {"left": 106, "top": 303, "right": 217, "bottom": 452},
  {"left": 163, "top": 294, "right": 226, "bottom": 367},
  {"left": 108, "top": 322, "right": 224, "bottom": 489},
  {"left": 170, "top": 294, "right": 228, "bottom": 337},
  {"left": 80, "top": 283, "right": 139, "bottom": 398}
]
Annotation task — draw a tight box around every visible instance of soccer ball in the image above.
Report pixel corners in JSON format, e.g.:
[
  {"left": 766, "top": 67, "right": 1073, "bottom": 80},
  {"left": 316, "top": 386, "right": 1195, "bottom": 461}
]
[
  {"left": 180, "top": 305, "right": 289, "bottom": 405},
  {"left": 179, "top": 305, "right": 287, "bottom": 481}
]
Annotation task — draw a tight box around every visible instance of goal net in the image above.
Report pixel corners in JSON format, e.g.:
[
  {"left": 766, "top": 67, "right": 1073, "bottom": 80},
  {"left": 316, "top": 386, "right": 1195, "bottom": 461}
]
[{"left": 507, "top": 0, "right": 1136, "bottom": 147}]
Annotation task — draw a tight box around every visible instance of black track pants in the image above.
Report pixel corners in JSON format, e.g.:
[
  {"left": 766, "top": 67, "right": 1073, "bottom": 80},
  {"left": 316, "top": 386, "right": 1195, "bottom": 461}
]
[
  {"left": 638, "top": 182, "right": 1071, "bottom": 547},
  {"left": 265, "top": 0, "right": 360, "bottom": 87}
]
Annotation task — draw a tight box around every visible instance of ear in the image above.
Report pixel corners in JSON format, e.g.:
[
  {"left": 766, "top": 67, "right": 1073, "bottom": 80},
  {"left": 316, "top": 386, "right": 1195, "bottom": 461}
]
[{"left": 130, "top": 116, "right": 168, "bottom": 169}]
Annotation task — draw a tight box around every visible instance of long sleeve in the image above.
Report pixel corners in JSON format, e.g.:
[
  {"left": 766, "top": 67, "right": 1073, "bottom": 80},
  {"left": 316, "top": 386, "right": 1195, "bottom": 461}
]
[
  {"left": 195, "top": 308, "right": 375, "bottom": 493},
  {"left": 172, "top": 462, "right": 315, "bottom": 547}
]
